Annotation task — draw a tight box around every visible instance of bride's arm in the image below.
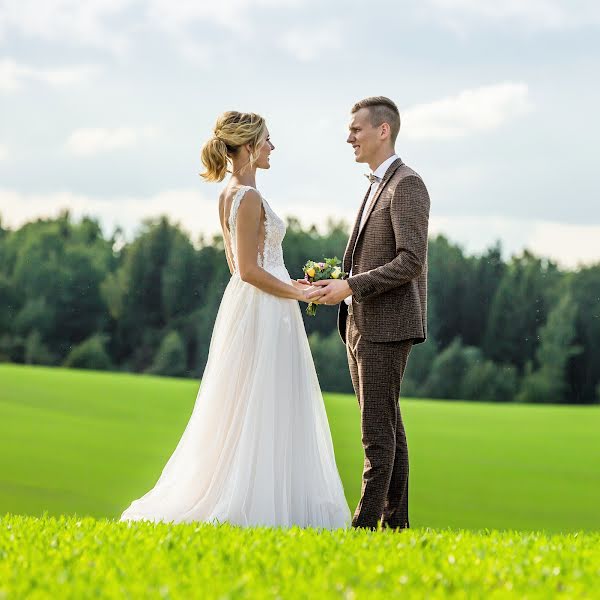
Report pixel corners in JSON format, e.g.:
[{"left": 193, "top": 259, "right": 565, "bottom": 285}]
[{"left": 236, "top": 189, "right": 308, "bottom": 301}]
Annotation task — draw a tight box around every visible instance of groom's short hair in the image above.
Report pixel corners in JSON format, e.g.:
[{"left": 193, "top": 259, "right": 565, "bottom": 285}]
[{"left": 352, "top": 96, "right": 400, "bottom": 144}]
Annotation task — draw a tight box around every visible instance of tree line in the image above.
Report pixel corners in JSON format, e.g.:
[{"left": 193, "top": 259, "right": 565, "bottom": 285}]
[{"left": 0, "top": 210, "right": 598, "bottom": 404}]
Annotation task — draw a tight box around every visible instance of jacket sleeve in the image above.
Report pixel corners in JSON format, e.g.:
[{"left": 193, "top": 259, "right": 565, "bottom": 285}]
[{"left": 346, "top": 175, "right": 430, "bottom": 303}]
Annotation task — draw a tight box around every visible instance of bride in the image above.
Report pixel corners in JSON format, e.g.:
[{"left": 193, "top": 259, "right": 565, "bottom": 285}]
[{"left": 119, "top": 111, "right": 351, "bottom": 528}]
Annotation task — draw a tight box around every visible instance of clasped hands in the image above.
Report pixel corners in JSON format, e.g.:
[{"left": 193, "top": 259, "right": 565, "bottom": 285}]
[{"left": 293, "top": 278, "right": 352, "bottom": 305}]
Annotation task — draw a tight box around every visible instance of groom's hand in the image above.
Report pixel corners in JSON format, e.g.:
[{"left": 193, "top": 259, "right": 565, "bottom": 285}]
[{"left": 306, "top": 279, "right": 351, "bottom": 305}]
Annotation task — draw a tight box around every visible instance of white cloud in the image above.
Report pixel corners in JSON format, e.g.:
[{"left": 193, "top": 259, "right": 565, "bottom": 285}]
[
  {"left": 279, "top": 22, "right": 342, "bottom": 61},
  {"left": 176, "top": 38, "right": 214, "bottom": 67},
  {"left": 424, "top": 0, "right": 600, "bottom": 33},
  {"left": 0, "top": 144, "right": 8, "bottom": 161},
  {"left": 430, "top": 214, "right": 534, "bottom": 256},
  {"left": 0, "top": 188, "right": 221, "bottom": 243},
  {"left": 0, "top": 186, "right": 354, "bottom": 244},
  {"left": 402, "top": 82, "right": 533, "bottom": 140},
  {"left": 0, "top": 0, "right": 131, "bottom": 54},
  {"left": 147, "top": 0, "right": 300, "bottom": 32},
  {"left": 0, "top": 0, "right": 302, "bottom": 60},
  {"left": 430, "top": 214, "right": 600, "bottom": 268},
  {"left": 146, "top": 0, "right": 304, "bottom": 64},
  {"left": 0, "top": 58, "right": 96, "bottom": 93},
  {"left": 65, "top": 127, "right": 158, "bottom": 157},
  {"left": 2, "top": 188, "right": 599, "bottom": 268},
  {"left": 528, "top": 221, "right": 600, "bottom": 268}
]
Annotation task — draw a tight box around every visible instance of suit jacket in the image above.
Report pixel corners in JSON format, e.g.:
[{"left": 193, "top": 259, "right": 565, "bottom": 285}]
[{"left": 338, "top": 158, "right": 430, "bottom": 345}]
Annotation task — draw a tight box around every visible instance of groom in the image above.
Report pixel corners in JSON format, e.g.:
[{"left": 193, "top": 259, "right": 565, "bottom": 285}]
[{"left": 307, "top": 96, "right": 430, "bottom": 530}]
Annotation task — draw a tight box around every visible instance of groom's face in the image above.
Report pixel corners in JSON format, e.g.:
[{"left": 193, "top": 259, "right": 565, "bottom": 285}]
[{"left": 347, "top": 108, "right": 380, "bottom": 164}]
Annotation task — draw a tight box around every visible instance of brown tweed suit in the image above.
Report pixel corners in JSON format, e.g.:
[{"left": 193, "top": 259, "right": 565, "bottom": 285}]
[{"left": 338, "top": 157, "right": 430, "bottom": 530}]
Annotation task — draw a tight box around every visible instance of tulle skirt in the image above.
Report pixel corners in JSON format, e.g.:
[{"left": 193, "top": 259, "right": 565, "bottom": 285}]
[{"left": 119, "top": 265, "right": 352, "bottom": 529}]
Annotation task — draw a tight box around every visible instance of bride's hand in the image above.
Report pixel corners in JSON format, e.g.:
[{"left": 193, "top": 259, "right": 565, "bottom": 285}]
[
  {"left": 291, "top": 279, "right": 311, "bottom": 291},
  {"left": 298, "top": 285, "right": 324, "bottom": 304}
]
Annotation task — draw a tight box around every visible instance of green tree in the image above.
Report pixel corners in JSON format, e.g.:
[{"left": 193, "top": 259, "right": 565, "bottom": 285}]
[
  {"left": 147, "top": 330, "right": 187, "bottom": 377},
  {"left": 161, "top": 231, "right": 200, "bottom": 321},
  {"left": 460, "top": 360, "right": 518, "bottom": 403},
  {"left": 569, "top": 266, "right": 600, "bottom": 403},
  {"left": 402, "top": 336, "right": 438, "bottom": 397},
  {"left": 2, "top": 213, "right": 113, "bottom": 362},
  {"left": 14, "top": 298, "right": 54, "bottom": 338},
  {"left": 307, "top": 330, "right": 353, "bottom": 394},
  {"left": 109, "top": 218, "right": 181, "bottom": 368},
  {"left": 483, "top": 251, "right": 562, "bottom": 371},
  {"left": 517, "top": 289, "right": 582, "bottom": 404},
  {"left": 426, "top": 235, "right": 471, "bottom": 349},
  {"left": 1, "top": 209, "right": 598, "bottom": 405},
  {"left": 63, "top": 334, "right": 113, "bottom": 370},
  {"left": 52, "top": 246, "right": 108, "bottom": 355},
  {"left": 0, "top": 274, "right": 18, "bottom": 339},
  {"left": 24, "top": 330, "right": 56, "bottom": 365},
  {"left": 461, "top": 241, "right": 505, "bottom": 348},
  {"left": 422, "top": 337, "right": 479, "bottom": 399}
]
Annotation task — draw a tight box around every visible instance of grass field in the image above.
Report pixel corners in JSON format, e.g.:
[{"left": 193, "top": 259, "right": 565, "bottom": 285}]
[
  {"left": 1, "top": 363, "right": 600, "bottom": 533},
  {"left": 2, "top": 364, "right": 600, "bottom": 598},
  {"left": 1, "top": 514, "right": 599, "bottom": 599}
]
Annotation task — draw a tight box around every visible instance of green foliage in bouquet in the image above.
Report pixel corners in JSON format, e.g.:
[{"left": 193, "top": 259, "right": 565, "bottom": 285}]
[{"left": 302, "top": 257, "right": 347, "bottom": 316}]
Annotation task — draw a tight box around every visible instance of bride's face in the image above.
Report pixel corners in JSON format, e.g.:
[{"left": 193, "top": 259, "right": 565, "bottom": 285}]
[{"left": 255, "top": 129, "right": 274, "bottom": 170}]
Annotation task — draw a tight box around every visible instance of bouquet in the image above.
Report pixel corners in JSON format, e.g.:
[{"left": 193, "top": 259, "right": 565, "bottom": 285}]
[{"left": 301, "top": 256, "right": 347, "bottom": 316}]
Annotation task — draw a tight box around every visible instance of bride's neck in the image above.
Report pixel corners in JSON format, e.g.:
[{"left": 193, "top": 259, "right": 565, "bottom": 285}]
[{"left": 229, "top": 164, "right": 258, "bottom": 189}]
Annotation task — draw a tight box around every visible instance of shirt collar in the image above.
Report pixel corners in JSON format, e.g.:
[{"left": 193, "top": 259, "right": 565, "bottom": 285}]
[{"left": 372, "top": 154, "right": 398, "bottom": 179}]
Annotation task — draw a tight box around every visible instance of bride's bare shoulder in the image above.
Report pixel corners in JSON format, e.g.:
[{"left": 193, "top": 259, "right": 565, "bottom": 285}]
[
  {"left": 219, "top": 186, "right": 231, "bottom": 207},
  {"left": 219, "top": 185, "right": 243, "bottom": 211},
  {"left": 220, "top": 185, "right": 262, "bottom": 229}
]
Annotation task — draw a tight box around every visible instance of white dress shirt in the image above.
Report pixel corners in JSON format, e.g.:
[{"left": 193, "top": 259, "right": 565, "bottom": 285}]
[{"left": 344, "top": 154, "right": 398, "bottom": 306}]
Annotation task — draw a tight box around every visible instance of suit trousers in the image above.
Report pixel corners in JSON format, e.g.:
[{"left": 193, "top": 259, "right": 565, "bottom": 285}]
[{"left": 345, "top": 309, "right": 413, "bottom": 530}]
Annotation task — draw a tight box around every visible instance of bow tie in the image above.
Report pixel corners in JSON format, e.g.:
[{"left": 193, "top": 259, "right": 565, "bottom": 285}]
[{"left": 365, "top": 173, "right": 382, "bottom": 184}]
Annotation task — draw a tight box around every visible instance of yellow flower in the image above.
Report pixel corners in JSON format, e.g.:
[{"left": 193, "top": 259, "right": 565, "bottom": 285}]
[
  {"left": 331, "top": 267, "right": 341, "bottom": 279},
  {"left": 306, "top": 267, "right": 316, "bottom": 278}
]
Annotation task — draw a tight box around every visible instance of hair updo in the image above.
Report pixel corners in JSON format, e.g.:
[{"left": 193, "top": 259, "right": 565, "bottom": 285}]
[{"left": 200, "top": 111, "right": 267, "bottom": 182}]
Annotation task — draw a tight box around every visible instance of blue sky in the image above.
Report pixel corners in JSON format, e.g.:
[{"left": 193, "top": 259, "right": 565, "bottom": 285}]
[{"left": 1, "top": 0, "right": 599, "bottom": 266}]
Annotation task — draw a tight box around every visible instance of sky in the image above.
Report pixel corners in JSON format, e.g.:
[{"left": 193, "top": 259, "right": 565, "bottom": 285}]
[{"left": 1, "top": 0, "right": 599, "bottom": 267}]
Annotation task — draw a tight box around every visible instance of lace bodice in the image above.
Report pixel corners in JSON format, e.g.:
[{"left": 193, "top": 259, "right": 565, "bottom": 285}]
[{"left": 227, "top": 185, "right": 287, "bottom": 274}]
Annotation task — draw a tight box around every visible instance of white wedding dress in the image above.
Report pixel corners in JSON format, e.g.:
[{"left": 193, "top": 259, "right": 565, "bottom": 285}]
[{"left": 120, "top": 185, "right": 351, "bottom": 528}]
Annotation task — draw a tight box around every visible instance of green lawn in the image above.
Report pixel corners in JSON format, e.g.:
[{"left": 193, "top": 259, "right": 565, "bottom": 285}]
[
  {"left": 1, "top": 515, "right": 599, "bottom": 599},
  {"left": 1, "top": 363, "right": 599, "bottom": 533}
]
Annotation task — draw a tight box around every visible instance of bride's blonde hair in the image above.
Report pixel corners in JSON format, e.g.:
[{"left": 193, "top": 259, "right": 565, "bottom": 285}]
[{"left": 200, "top": 111, "right": 267, "bottom": 182}]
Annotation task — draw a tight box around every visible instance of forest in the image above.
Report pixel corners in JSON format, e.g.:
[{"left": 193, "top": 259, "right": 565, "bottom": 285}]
[{"left": 0, "top": 211, "right": 598, "bottom": 404}]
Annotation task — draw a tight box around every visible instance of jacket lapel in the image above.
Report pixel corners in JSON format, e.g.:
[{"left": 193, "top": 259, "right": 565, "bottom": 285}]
[
  {"left": 343, "top": 157, "right": 404, "bottom": 274},
  {"left": 343, "top": 185, "right": 372, "bottom": 273},
  {"left": 357, "top": 157, "right": 403, "bottom": 238}
]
